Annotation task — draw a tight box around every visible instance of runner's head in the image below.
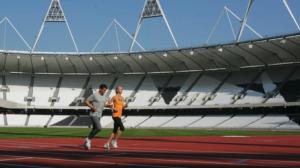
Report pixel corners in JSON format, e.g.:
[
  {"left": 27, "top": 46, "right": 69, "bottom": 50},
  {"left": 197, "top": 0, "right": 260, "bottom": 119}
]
[
  {"left": 115, "top": 85, "right": 123, "bottom": 95},
  {"left": 99, "top": 84, "right": 108, "bottom": 95}
]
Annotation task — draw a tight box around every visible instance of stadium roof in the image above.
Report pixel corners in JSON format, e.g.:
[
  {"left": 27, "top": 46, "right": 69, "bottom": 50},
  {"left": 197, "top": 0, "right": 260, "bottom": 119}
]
[{"left": 0, "top": 33, "right": 299, "bottom": 74}]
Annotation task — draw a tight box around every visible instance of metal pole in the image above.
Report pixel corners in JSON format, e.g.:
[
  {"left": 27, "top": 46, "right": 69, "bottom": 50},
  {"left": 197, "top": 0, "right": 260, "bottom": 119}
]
[
  {"left": 236, "top": 0, "right": 255, "bottom": 42},
  {"left": 114, "top": 21, "right": 121, "bottom": 53},
  {"left": 31, "top": 0, "right": 52, "bottom": 52},
  {"left": 282, "top": 0, "right": 300, "bottom": 31},
  {"left": 225, "top": 9, "right": 236, "bottom": 41},
  {"left": 206, "top": 8, "right": 225, "bottom": 44},
  {"left": 156, "top": 0, "right": 179, "bottom": 48},
  {"left": 58, "top": 0, "right": 79, "bottom": 52},
  {"left": 91, "top": 21, "right": 114, "bottom": 52},
  {"left": 225, "top": 7, "right": 262, "bottom": 39},
  {"left": 129, "top": 0, "right": 147, "bottom": 52},
  {"left": 129, "top": 19, "right": 143, "bottom": 52},
  {"left": 114, "top": 19, "right": 145, "bottom": 51},
  {"left": 6, "top": 17, "right": 32, "bottom": 50}
]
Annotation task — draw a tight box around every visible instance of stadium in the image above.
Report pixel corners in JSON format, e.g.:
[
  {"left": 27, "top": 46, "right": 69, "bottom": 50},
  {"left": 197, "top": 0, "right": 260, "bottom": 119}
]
[{"left": 0, "top": 0, "right": 300, "bottom": 167}]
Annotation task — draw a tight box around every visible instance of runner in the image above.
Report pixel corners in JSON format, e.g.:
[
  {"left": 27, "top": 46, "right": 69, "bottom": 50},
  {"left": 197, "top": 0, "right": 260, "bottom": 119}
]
[
  {"left": 104, "top": 85, "right": 127, "bottom": 149},
  {"left": 84, "top": 84, "right": 112, "bottom": 150}
]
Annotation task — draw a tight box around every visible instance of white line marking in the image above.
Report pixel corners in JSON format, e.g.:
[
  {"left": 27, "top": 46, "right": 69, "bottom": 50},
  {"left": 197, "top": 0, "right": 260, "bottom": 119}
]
[{"left": 223, "top": 136, "right": 249, "bottom": 138}]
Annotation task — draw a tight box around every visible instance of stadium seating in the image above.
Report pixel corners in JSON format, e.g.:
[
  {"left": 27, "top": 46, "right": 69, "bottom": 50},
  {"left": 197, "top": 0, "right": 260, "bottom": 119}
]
[
  {"left": 6, "top": 74, "right": 31, "bottom": 105},
  {"left": 27, "top": 115, "right": 51, "bottom": 127},
  {"left": 107, "top": 75, "right": 142, "bottom": 98},
  {"left": 246, "top": 115, "right": 291, "bottom": 129},
  {"left": 161, "top": 116, "right": 202, "bottom": 128},
  {"left": 216, "top": 115, "right": 263, "bottom": 128},
  {"left": 48, "top": 115, "right": 72, "bottom": 126},
  {"left": 1, "top": 66, "right": 300, "bottom": 108},
  {"left": 6, "top": 114, "right": 27, "bottom": 126},
  {"left": 0, "top": 113, "right": 299, "bottom": 130},
  {"left": 32, "top": 75, "right": 59, "bottom": 106},
  {"left": 123, "top": 116, "right": 150, "bottom": 128},
  {"left": 188, "top": 115, "right": 232, "bottom": 128},
  {"left": 54, "top": 76, "right": 86, "bottom": 106},
  {"left": 137, "top": 116, "right": 175, "bottom": 128},
  {"left": 128, "top": 76, "right": 158, "bottom": 106},
  {"left": 0, "top": 114, "right": 5, "bottom": 126}
]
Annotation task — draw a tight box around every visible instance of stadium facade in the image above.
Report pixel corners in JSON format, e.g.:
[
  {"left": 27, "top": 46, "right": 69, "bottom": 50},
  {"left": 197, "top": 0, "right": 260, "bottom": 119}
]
[{"left": 0, "top": 0, "right": 300, "bottom": 129}]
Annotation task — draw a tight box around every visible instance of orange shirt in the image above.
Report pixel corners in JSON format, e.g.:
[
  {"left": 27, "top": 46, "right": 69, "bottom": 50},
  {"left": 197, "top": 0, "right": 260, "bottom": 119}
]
[{"left": 112, "top": 95, "right": 125, "bottom": 118}]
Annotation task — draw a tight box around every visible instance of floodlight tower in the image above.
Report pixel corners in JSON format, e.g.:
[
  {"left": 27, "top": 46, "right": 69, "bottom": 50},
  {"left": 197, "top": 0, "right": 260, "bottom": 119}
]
[
  {"left": 129, "top": 0, "right": 179, "bottom": 52},
  {"left": 31, "top": 0, "right": 78, "bottom": 52}
]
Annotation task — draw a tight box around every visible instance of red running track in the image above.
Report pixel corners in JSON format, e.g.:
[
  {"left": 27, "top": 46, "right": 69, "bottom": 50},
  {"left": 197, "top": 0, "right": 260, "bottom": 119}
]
[{"left": 0, "top": 136, "right": 299, "bottom": 168}]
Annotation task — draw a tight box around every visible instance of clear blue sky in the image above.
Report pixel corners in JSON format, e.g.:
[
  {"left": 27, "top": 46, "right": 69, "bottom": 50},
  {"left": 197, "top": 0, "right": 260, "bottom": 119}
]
[{"left": 0, "top": 0, "right": 299, "bottom": 52}]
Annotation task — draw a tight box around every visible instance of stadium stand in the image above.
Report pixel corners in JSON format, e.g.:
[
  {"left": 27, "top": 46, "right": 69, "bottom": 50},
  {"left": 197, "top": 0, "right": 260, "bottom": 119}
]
[
  {"left": 6, "top": 74, "right": 31, "bottom": 105},
  {"left": 123, "top": 116, "right": 150, "bottom": 128},
  {"left": 246, "top": 115, "right": 292, "bottom": 129},
  {"left": 137, "top": 116, "right": 175, "bottom": 128},
  {"left": 54, "top": 76, "right": 86, "bottom": 107},
  {"left": 27, "top": 115, "right": 51, "bottom": 127},
  {"left": 162, "top": 116, "right": 203, "bottom": 128},
  {"left": 6, "top": 114, "right": 27, "bottom": 126},
  {"left": 0, "top": 28, "right": 299, "bottom": 130},
  {"left": 0, "top": 114, "right": 5, "bottom": 126},
  {"left": 216, "top": 115, "right": 263, "bottom": 128},
  {"left": 48, "top": 115, "right": 72, "bottom": 126},
  {"left": 32, "top": 75, "right": 59, "bottom": 106},
  {"left": 188, "top": 115, "right": 233, "bottom": 128}
]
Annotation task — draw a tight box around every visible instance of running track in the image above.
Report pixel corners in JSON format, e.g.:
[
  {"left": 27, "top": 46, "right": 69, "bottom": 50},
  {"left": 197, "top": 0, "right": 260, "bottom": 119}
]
[{"left": 0, "top": 136, "right": 299, "bottom": 168}]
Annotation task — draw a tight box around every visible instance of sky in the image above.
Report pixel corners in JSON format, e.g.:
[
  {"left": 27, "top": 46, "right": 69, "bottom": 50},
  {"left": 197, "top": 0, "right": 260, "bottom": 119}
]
[{"left": 0, "top": 0, "right": 299, "bottom": 52}]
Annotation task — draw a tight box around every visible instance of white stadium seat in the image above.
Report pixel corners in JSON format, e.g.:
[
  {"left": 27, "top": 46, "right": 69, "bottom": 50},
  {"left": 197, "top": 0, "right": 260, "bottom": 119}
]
[
  {"left": 138, "top": 116, "right": 175, "bottom": 128},
  {"left": 188, "top": 115, "right": 232, "bottom": 128},
  {"left": 0, "top": 114, "right": 5, "bottom": 126},
  {"left": 27, "top": 115, "right": 51, "bottom": 127},
  {"left": 162, "top": 116, "right": 202, "bottom": 128},
  {"left": 246, "top": 115, "right": 291, "bottom": 129},
  {"left": 6, "top": 114, "right": 27, "bottom": 126},
  {"left": 123, "top": 116, "right": 150, "bottom": 128}
]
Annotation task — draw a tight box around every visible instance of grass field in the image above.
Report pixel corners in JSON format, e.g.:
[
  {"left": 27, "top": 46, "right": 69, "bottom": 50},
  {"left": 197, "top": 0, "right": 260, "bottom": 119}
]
[{"left": 0, "top": 127, "right": 299, "bottom": 138}]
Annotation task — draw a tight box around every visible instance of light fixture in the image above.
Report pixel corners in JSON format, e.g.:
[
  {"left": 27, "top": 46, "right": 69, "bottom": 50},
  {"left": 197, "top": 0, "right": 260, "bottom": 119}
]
[
  {"left": 89, "top": 57, "right": 93, "bottom": 61},
  {"left": 163, "top": 53, "right": 168, "bottom": 57},
  {"left": 65, "top": 57, "right": 69, "bottom": 60},
  {"left": 218, "top": 47, "right": 223, "bottom": 52},
  {"left": 189, "top": 50, "right": 194, "bottom": 55},
  {"left": 138, "top": 54, "right": 143, "bottom": 59},
  {"left": 248, "top": 44, "right": 253, "bottom": 49},
  {"left": 41, "top": 56, "right": 45, "bottom": 61}
]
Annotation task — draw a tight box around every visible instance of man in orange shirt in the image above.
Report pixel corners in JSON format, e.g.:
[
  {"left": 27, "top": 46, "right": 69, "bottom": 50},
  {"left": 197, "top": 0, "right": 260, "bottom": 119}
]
[{"left": 104, "top": 85, "right": 127, "bottom": 149}]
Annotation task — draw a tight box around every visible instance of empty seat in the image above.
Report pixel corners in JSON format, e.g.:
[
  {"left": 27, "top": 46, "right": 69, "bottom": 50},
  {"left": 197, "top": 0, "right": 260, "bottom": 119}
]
[
  {"left": 162, "top": 116, "right": 202, "bottom": 128},
  {"left": 138, "top": 116, "right": 174, "bottom": 128},
  {"left": 188, "top": 115, "right": 231, "bottom": 128},
  {"left": 6, "top": 114, "right": 27, "bottom": 126},
  {"left": 27, "top": 115, "right": 51, "bottom": 127}
]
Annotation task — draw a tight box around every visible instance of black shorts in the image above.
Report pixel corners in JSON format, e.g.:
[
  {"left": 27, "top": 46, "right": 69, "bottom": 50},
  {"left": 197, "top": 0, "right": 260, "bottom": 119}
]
[{"left": 112, "top": 117, "right": 125, "bottom": 133}]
